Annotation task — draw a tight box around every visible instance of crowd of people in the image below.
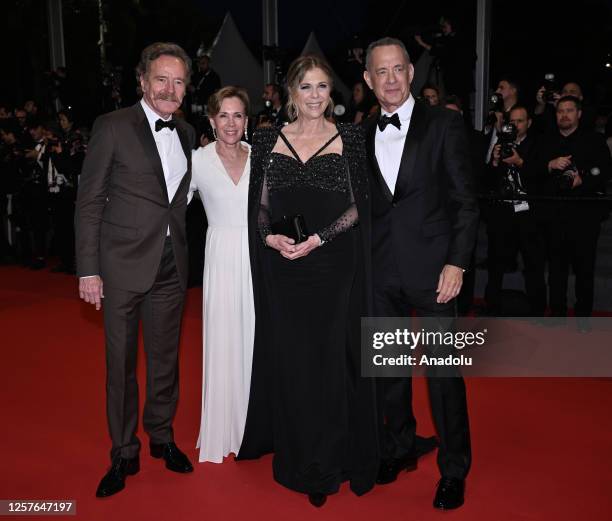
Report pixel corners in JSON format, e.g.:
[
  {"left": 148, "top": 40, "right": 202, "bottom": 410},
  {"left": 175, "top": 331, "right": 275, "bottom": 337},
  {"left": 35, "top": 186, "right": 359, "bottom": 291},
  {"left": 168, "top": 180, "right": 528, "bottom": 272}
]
[
  {"left": 0, "top": 103, "right": 86, "bottom": 272},
  {"left": 2, "top": 28, "right": 611, "bottom": 512}
]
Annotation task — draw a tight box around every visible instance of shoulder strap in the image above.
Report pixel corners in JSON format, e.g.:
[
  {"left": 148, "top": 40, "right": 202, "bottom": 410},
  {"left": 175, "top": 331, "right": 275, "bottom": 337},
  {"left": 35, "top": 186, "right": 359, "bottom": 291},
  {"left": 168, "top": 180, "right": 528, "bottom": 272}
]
[
  {"left": 277, "top": 130, "right": 302, "bottom": 163},
  {"left": 311, "top": 132, "right": 340, "bottom": 160}
]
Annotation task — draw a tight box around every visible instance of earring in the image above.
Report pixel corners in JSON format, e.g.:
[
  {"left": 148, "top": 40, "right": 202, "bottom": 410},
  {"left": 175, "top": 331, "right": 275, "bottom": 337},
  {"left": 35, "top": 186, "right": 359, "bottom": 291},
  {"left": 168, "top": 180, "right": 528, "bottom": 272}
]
[
  {"left": 244, "top": 125, "right": 249, "bottom": 141},
  {"left": 212, "top": 127, "right": 217, "bottom": 140}
]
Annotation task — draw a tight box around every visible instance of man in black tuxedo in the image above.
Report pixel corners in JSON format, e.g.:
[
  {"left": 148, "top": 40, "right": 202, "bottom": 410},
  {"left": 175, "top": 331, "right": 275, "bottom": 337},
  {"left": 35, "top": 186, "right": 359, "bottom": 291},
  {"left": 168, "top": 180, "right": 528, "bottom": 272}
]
[
  {"left": 76, "top": 42, "right": 196, "bottom": 497},
  {"left": 363, "top": 37, "right": 479, "bottom": 510}
]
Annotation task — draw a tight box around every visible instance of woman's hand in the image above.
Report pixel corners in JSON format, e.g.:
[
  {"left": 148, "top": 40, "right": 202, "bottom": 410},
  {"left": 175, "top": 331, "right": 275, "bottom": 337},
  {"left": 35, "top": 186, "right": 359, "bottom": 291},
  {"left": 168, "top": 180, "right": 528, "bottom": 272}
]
[
  {"left": 266, "top": 234, "right": 296, "bottom": 254},
  {"left": 279, "top": 234, "right": 321, "bottom": 260}
]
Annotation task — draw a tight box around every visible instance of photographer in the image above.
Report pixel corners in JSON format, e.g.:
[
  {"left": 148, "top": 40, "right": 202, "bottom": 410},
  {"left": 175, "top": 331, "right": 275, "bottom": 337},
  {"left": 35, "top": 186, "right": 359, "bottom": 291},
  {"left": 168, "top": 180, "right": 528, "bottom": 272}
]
[
  {"left": 44, "top": 119, "right": 84, "bottom": 274},
  {"left": 256, "top": 83, "right": 287, "bottom": 129},
  {"left": 485, "top": 76, "right": 520, "bottom": 163},
  {"left": 191, "top": 55, "right": 221, "bottom": 110},
  {"left": 414, "top": 14, "right": 476, "bottom": 117},
  {"left": 539, "top": 96, "right": 612, "bottom": 324},
  {"left": 484, "top": 106, "right": 546, "bottom": 316},
  {"left": 20, "top": 118, "right": 51, "bottom": 269},
  {"left": 420, "top": 83, "right": 441, "bottom": 106},
  {"left": 0, "top": 121, "right": 26, "bottom": 263},
  {"left": 534, "top": 80, "right": 596, "bottom": 133}
]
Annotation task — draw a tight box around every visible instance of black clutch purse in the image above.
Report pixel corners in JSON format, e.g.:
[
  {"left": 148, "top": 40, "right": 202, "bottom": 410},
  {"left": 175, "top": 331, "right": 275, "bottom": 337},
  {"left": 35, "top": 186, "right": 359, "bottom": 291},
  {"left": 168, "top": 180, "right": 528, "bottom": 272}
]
[{"left": 271, "top": 214, "right": 310, "bottom": 244}]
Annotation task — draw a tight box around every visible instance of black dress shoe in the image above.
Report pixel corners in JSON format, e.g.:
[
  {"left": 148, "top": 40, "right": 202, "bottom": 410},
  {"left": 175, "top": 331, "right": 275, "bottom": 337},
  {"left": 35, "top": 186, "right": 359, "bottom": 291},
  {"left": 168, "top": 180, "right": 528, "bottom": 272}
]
[
  {"left": 433, "top": 477, "right": 465, "bottom": 510},
  {"left": 95, "top": 456, "right": 140, "bottom": 498},
  {"left": 150, "top": 442, "right": 193, "bottom": 473},
  {"left": 308, "top": 493, "right": 327, "bottom": 508},
  {"left": 376, "top": 455, "right": 418, "bottom": 485}
]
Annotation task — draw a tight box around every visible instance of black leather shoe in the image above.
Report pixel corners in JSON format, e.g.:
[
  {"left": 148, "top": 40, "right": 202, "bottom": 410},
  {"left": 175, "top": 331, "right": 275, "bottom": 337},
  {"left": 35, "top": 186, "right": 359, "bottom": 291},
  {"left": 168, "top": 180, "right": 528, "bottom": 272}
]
[
  {"left": 376, "top": 455, "right": 418, "bottom": 485},
  {"left": 150, "top": 442, "right": 193, "bottom": 473},
  {"left": 433, "top": 477, "right": 465, "bottom": 510},
  {"left": 308, "top": 493, "right": 327, "bottom": 508},
  {"left": 95, "top": 456, "right": 140, "bottom": 498}
]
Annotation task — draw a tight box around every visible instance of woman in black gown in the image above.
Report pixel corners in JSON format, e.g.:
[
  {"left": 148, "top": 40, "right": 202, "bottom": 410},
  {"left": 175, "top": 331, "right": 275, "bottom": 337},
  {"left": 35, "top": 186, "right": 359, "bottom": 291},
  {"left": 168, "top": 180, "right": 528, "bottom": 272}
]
[{"left": 239, "top": 55, "right": 378, "bottom": 506}]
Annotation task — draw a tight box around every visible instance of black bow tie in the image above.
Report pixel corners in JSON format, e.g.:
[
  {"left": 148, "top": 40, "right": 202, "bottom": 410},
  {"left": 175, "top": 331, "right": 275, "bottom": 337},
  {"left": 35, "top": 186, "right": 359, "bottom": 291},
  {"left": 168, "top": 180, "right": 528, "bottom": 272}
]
[
  {"left": 155, "top": 119, "right": 176, "bottom": 132},
  {"left": 378, "top": 113, "right": 401, "bottom": 132}
]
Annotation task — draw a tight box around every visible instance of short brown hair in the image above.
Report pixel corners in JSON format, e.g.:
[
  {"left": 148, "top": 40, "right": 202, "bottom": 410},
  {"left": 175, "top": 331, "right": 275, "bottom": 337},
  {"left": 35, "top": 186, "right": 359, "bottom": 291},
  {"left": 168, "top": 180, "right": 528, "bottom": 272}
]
[
  {"left": 285, "top": 54, "right": 334, "bottom": 121},
  {"left": 207, "top": 86, "right": 250, "bottom": 117},
  {"left": 136, "top": 42, "right": 192, "bottom": 85}
]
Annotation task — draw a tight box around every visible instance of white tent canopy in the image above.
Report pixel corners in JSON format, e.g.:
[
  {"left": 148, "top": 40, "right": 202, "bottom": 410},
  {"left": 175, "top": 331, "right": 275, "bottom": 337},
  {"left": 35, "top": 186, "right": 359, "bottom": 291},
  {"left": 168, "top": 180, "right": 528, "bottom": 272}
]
[{"left": 209, "top": 13, "right": 264, "bottom": 113}]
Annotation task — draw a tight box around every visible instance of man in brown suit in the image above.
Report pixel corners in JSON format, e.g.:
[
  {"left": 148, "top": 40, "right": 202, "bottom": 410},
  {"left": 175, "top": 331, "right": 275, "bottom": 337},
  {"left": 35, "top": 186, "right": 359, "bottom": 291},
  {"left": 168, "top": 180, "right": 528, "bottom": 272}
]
[{"left": 76, "top": 42, "right": 196, "bottom": 497}]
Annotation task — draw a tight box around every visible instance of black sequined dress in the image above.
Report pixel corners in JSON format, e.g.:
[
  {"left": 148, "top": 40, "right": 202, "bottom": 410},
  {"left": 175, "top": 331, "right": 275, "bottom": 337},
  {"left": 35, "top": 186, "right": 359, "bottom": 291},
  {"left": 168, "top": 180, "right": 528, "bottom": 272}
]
[{"left": 239, "top": 124, "right": 378, "bottom": 497}]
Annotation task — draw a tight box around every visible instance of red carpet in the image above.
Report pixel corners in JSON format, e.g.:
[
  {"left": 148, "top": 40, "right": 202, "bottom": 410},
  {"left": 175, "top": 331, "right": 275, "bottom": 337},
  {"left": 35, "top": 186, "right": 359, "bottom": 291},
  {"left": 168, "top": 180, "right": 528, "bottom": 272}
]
[{"left": 1, "top": 265, "right": 611, "bottom": 520}]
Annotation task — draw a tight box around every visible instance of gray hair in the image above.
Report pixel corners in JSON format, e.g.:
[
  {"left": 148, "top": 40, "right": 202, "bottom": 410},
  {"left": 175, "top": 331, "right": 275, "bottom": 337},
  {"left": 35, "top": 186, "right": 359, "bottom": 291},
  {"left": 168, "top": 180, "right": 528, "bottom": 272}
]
[
  {"left": 365, "top": 37, "right": 411, "bottom": 71},
  {"left": 136, "top": 42, "right": 192, "bottom": 85}
]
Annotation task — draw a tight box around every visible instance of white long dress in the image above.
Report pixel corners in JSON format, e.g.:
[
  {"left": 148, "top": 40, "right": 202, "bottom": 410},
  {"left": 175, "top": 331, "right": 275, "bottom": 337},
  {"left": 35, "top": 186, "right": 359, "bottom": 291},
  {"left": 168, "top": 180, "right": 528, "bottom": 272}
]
[{"left": 192, "top": 142, "right": 254, "bottom": 463}]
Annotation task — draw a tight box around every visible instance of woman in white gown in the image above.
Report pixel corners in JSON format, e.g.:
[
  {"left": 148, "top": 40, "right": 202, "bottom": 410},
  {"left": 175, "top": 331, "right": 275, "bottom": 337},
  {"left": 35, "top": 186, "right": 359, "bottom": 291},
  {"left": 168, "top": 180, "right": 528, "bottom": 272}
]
[{"left": 191, "top": 86, "right": 254, "bottom": 463}]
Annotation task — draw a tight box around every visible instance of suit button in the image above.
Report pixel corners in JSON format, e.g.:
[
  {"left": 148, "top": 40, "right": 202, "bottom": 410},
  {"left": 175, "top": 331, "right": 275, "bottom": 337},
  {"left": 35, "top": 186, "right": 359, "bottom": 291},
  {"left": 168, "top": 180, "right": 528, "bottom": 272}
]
[{"left": 392, "top": 202, "right": 397, "bottom": 207}]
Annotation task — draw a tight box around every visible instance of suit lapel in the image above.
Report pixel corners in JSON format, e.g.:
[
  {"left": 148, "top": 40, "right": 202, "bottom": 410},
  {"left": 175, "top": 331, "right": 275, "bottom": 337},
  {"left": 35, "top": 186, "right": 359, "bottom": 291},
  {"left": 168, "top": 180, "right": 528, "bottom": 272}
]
[
  {"left": 134, "top": 103, "right": 169, "bottom": 202},
  {"left": 365, "top": 115, "right": 393, "bottom": 203},
  {"left": 393, "top": 101, "right": 428, "bottom": 203}
]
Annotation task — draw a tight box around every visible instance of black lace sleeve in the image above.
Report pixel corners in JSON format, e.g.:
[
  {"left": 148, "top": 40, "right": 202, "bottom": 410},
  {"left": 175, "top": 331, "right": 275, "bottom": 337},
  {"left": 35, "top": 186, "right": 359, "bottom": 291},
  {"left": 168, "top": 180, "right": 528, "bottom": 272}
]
[
  {"left": 257, "top": 171, "right": 272, "bottom": 244},
  {"left": 250, "top": 127, "right": 279, "bottom": 246},
  {"left": 317, "top": 163, "right": 359, "bottom": 243}
]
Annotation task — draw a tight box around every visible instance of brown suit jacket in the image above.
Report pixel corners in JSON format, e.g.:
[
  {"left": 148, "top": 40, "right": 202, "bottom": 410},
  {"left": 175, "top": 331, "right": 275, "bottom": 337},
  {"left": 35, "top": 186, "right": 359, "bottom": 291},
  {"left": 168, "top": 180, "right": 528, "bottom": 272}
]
[{"left": 75, "top": 102, "right": 195, "bottom": 292}]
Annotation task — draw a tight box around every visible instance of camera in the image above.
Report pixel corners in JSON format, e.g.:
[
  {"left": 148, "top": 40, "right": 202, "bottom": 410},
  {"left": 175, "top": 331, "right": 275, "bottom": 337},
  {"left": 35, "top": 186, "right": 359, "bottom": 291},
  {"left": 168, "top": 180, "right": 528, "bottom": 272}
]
[
  {"left": 257, "top": 100, "right": 277, "bottom": 128},
  {"left": 552, "top": 160, "right": 579, "bottom": 191},
  {"left": 263, "top": 100, "right": 274, "bottom": 115},
  {"left": 489, "top": 92, "right": 504, "bottom": 113},
  {"left": 486, "top": 93, "right": 505, "bottom": 126},
  {"left": 497, "top": 123, "right": 517, "bottom": 159},
  {"left": 191, "top": 103, "right": 204, "bottom": 116},
  {"left": 542, "top": 73, "right": 558, "bottom": 103},
  {"left": 552, "top": 163, "right": 600, "bottom": 191}
]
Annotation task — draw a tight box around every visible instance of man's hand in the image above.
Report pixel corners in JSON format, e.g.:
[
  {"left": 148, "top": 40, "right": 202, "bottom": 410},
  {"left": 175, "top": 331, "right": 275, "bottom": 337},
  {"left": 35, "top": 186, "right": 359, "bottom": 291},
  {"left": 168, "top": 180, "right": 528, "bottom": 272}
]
[
  {"left": 436, "top": 264, "right": 464, "bottom": 304},
  {"left": 24, "top": 149, "right": 39, "bottom": 160},
  {"left": 493, "top": 111, "right": 504, "bottom": 132},
  {"left": 571, "top": 172, "right": 583, "bottom": 188},
  {"left": 414, "top": 34, "right": 431, "bottom": 51},
  {"left": 491, "top": 144, "right": 501, "bottom": 167},
  {"left": 502, "top": 148, "right": 524, "bottom": 168},
  {"left": 281, "top": 234, "right": 321, "bottom": 260},
  {"left": 79, "top": 276, "right": 104, "bottom": 310},
  {"left": 548, "top": 155, "right": 573, "bottom": 172}
]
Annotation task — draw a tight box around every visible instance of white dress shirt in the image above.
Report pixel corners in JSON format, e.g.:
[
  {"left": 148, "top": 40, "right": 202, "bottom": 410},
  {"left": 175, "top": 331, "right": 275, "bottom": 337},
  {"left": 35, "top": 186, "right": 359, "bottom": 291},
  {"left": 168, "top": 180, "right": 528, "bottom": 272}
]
[
  {"left": 140, "top": 99, "right": 188, "bottom": 235},
  {"left": 375, "top": 95, "right": 415, "bottom": 195}
]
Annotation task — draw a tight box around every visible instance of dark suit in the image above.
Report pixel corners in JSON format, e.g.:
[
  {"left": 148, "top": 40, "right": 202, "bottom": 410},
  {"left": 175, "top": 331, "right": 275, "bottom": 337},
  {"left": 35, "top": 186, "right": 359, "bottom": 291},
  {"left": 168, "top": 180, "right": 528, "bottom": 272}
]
[
  {"left": 76, "top": 102, "right": 195, "bottom": 460},
  {"left": 364, "top": 101, "right": 478, "bottom": 480}
]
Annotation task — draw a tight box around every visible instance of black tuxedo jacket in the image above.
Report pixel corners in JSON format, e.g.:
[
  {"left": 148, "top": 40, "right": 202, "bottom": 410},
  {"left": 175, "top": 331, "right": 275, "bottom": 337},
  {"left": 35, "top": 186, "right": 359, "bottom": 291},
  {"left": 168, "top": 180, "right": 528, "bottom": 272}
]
[
  {"left": 364, "top": 101, "right": 479, "bottom": 291},
  {"left": 75, "top": 102, "right": 195, "bottom": 292}
]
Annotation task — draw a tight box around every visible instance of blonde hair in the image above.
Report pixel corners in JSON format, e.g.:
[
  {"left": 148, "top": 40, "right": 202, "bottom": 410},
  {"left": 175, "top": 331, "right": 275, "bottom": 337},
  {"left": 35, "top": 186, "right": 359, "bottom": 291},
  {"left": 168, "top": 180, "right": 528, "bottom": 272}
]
[{"left": 285, "top": 54, "right": 334, "bottom": 121}]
